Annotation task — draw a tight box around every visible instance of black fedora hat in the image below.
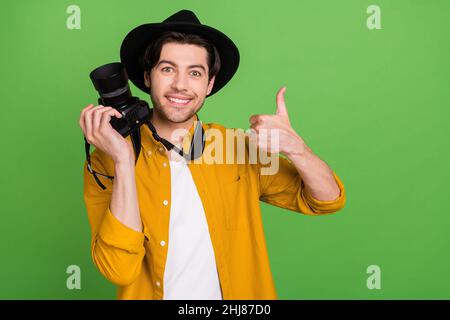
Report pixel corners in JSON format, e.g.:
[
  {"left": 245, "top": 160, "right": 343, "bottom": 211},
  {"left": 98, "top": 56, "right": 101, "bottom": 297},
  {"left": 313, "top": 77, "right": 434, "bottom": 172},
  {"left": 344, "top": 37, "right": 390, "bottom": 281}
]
[{"left": 120, "top": 9, "right": 240, "bottom": 97}]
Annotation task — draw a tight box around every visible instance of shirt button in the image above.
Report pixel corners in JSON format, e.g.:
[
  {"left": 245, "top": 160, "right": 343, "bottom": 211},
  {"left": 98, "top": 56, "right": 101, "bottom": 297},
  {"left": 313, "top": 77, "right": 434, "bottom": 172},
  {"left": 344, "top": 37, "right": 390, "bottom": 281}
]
[
  {"left": 162, "top": 162, "right": 167, "bottom": 167},
  {"left": 163, "top": 200, "right": 168, "bottom": 206},
  {"left": 159, "top": 147, "right": 164, "bottom": 153},
  {"left": 147, "top": 150, "right": 152, "bottom": 156},
  {"left": 156, "top": 281, "right": 161, "bottom": 287},
  {"left": 160, "top": 240, "right": 166, "bottom": 246}
]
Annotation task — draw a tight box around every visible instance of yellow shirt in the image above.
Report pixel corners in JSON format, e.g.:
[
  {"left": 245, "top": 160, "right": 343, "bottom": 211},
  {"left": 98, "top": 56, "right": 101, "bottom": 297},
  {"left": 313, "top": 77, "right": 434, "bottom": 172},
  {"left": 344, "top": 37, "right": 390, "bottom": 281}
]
[{"left": 82, "top": 121, "right": 346, "bottom": 300}]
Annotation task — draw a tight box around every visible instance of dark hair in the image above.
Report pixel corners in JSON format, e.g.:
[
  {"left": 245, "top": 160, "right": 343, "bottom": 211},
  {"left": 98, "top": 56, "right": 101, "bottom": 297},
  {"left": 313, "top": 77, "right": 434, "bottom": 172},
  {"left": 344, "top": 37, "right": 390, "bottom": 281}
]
[{"left": 140, "top": 31, "right": 221, "bottom": 82}]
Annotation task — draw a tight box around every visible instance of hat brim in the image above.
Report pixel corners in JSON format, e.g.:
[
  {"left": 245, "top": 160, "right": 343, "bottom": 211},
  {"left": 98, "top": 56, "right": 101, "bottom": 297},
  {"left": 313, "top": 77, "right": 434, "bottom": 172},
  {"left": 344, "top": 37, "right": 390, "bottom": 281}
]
[{"left": 120, "top": 22, "right": 240, "bottom": 97}]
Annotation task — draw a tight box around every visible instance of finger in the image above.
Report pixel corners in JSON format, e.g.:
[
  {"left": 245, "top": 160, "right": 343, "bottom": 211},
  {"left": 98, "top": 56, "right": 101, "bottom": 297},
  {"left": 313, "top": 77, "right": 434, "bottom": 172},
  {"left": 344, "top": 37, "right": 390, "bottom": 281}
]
[
  {"left": 276, "top": 87, "right": 289, "bottom": 118},
  {"left": 100, "top": 108, "right": 122, "bottom": 131},
  {"left": 250, "top": 123, "right": 261, "bottom": 133},
  {"left": 81, "top": 103, "right": 94, "bottom": 116},
  {"left": 80, "top": 103, "right": 94, "bottom": 119},
  {"left": 250, "top": 114, "right": 269, "bottom": 126},
  {"left": 79, "top": 104, "right": 94, "bottom": 132},
  {"left": 251, "top": 121, "right": 273, "bottom": 132},
  {"left": 83, "top": 105, "right": 101, "bottom": 141},
  {"left": 249, "top": 115, "right": 260, "bottom": 125},
  {"left": 251, "top": 118, "right": 281, "bottom": 132},
  {"left": 93, "top": 107, "right": 114, "bottom": 136}
]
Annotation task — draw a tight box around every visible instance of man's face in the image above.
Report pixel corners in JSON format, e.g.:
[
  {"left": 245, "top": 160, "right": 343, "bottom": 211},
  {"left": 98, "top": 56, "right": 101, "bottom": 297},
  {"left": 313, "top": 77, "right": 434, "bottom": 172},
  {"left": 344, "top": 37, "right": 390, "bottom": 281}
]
[{"left": 144, "top": 42, "right": 215, "bottom": 123}]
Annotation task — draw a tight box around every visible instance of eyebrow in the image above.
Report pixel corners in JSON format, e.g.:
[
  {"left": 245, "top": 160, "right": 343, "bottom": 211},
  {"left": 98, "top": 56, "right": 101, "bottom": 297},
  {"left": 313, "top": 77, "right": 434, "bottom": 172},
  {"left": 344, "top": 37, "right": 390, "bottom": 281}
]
[{"left": 156, "top": 60, "right": 207, "bottom": 73}]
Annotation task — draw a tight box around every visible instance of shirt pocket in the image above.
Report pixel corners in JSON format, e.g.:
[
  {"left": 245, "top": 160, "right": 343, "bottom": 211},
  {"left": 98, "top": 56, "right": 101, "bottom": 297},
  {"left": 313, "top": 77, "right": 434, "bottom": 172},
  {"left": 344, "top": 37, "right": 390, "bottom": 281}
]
[{"left": 220, "top": 173, "right": 250, "bottom": 231}]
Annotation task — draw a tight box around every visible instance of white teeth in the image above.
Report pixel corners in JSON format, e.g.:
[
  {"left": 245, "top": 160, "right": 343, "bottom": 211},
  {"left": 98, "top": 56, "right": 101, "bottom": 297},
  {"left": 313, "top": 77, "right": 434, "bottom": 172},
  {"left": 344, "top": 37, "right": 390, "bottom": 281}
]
[{"left": 168, "top": 97, "right": 190, "bottom": 104}]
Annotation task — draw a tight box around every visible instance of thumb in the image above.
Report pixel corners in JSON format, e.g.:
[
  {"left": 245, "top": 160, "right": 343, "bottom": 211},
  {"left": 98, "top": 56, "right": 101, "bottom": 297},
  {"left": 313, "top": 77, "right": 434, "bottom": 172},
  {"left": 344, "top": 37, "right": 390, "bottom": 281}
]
[{"left": 276, "top": 87, "right": 289, "bottom": 118}]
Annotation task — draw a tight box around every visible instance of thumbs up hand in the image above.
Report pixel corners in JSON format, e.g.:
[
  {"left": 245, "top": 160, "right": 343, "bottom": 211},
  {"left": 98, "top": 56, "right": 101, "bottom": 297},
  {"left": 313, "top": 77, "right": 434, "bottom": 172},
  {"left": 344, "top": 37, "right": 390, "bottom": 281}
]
[{"left": 249, "top": 87, "right": 311, "bottom": 158}]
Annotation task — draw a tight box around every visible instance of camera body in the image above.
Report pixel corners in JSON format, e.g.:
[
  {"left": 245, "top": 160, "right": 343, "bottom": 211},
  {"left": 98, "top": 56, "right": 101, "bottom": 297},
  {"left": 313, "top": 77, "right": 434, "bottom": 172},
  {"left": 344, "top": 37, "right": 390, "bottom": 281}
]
[
  {"left": 98, "top": 96, "right": 149, "bottom": 137},
  {"left": 90, "top": 62, "right": 150, "bottom": 138}
]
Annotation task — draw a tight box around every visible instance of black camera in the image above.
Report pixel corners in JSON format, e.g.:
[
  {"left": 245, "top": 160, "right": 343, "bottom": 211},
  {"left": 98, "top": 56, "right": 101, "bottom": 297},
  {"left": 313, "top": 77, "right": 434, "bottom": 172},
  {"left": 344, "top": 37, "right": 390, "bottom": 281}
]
[
  {"left": 89, "top": 62, "right": 150, "bottom": 137},
  {"left": 86, "top": 62, "right": 151, "bottom": 190}
]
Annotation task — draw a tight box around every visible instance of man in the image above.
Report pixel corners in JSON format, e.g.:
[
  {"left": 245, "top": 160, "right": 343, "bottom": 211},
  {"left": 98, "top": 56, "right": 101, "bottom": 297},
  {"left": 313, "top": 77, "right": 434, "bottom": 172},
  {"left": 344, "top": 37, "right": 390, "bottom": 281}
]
[{"left": 80, "top": 9, "right": 346, "bottom": 300}]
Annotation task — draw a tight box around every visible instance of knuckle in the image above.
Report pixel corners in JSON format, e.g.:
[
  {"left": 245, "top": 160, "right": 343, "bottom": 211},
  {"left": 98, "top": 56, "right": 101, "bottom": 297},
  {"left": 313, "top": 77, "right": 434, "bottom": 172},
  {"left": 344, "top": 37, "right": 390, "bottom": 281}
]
[
  {"left": 91, "top": 106, "right": 102, "bottom": 113},
  {"left": 92, "top": 110, "right": 101, "bottom": 119},
  {"left": 85, "top": 109, "right": 94, "bottom": 117},
  {"left": 102, "top": 112, "right": 113, "bottom": 121},
  {"left": 92, "top": 131, "right": 101, "bottom": 141}
]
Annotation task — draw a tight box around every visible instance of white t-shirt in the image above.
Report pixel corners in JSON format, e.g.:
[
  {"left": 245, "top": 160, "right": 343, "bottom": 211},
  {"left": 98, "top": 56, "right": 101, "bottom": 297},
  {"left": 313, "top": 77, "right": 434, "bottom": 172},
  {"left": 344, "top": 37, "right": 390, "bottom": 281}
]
[{"left": 163, "top": 157, "right": 223, "bottom": 300}]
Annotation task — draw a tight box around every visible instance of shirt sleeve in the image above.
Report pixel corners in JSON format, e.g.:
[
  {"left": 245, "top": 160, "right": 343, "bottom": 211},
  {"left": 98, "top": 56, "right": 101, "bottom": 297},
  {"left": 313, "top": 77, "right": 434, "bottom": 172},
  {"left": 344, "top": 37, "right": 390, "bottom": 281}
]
[
  {"left": 258, "top": 156, "right": 346, "bottom": 215},
  {"left": 82, "top": 150, "right": 146, "bottom": 286}
]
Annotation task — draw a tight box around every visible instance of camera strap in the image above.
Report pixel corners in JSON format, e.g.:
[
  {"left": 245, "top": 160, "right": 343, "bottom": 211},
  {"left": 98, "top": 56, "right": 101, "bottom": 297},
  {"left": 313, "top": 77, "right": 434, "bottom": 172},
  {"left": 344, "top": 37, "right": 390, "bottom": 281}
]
[
  {"left": 145, "top": 115, "right": 205, "bottom": 161},
  {"left": 84, "top": 127, "right": 141, "bottom": 190}
]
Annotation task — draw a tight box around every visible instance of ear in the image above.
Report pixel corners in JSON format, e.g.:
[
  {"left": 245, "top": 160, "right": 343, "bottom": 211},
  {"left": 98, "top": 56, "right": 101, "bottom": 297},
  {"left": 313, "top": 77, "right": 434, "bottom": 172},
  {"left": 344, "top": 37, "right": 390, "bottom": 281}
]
[
  {"left": 144, "top": 71, "right": 150, "bottom": 88},
  {"left": 206, "top": 75, "right": 216, "bottom": 96}
]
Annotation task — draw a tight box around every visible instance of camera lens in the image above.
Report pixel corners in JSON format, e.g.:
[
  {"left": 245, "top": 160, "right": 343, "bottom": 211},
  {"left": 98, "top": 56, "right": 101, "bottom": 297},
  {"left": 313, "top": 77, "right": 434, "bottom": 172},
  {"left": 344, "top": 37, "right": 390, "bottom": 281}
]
[{"left": 89, "top": 62, "right": 132, "bottom": 106}]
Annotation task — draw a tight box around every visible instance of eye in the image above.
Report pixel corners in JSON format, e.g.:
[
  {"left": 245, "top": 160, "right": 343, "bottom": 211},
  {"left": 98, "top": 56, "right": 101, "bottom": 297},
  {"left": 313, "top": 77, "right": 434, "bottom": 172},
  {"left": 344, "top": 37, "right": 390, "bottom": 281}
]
[
  {"left": 191, "top": 70, "right": 202, "bottom": 77},
  {"left": 161, "top": 66, "right": 173, "bottom": 72}
]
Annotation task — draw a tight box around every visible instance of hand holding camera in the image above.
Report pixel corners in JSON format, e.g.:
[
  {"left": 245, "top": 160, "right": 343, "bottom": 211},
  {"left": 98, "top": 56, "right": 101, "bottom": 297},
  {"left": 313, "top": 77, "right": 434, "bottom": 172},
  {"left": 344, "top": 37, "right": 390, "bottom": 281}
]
[
  {"left": 81, "top": 62, "right": 150, "bottom": 189},
  {"left": 79, "top": 104, "right": 134, "bottom": 164},
  {"left": 81, "top": 62, "right": 150, "bottom": 164}
]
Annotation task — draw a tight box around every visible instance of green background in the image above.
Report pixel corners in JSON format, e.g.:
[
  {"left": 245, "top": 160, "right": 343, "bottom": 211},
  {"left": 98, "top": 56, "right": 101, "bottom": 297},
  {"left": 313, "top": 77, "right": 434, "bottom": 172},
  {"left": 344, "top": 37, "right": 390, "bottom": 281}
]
[{"left": 1, "top": 0, "right": 449, "bottom": 299}]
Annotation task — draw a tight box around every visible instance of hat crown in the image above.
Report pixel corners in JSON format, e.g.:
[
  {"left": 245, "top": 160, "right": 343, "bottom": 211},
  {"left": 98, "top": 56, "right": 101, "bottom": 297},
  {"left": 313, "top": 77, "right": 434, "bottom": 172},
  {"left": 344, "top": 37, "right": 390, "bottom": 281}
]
[{"left": 163, "top": 9, "right": 201, "bottom": 24}]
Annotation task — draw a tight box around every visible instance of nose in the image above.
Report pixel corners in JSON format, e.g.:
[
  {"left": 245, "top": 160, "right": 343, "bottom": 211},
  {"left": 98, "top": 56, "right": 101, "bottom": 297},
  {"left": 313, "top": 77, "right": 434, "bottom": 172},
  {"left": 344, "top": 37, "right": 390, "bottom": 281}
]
[{"left": 171, "top": 72, "right": 189, "bottom": 92}]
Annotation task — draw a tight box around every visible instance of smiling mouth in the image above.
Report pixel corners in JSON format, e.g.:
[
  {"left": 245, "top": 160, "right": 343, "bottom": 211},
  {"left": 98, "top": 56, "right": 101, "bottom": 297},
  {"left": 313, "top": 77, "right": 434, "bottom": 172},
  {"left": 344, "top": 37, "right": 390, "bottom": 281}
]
[{"left": 166, "top": 96, "right": 193, "bottom": 106}]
